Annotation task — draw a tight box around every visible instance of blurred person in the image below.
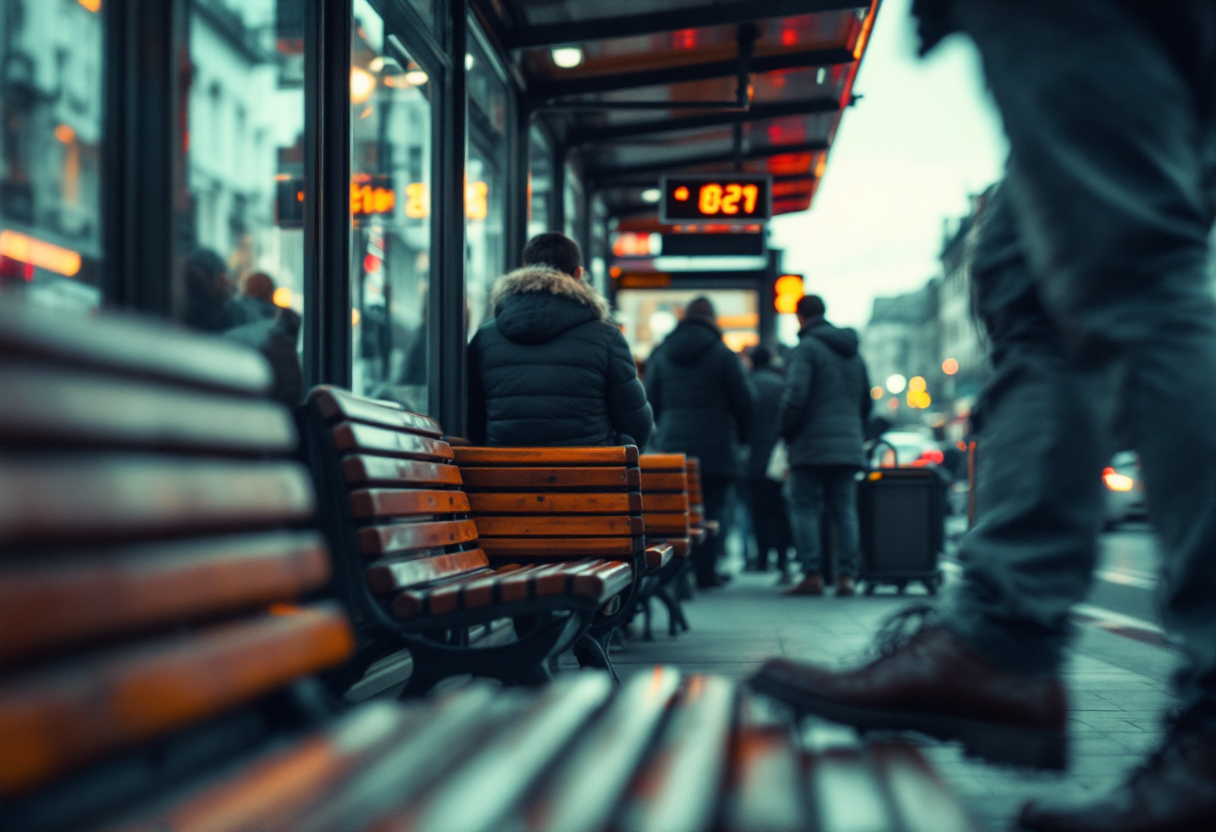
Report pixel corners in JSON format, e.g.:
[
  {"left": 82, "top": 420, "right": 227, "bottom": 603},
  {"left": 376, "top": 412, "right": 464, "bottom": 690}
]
[
  {"left": 182, "top": 248, "right": 249, "bottom": 332},
  {"left": 227, "top": 270, "right": 302, "bottom": 407},
  {"left": 776, "top": 295, "right": 872, "bottom": 597},
  {"left": 466, "top": 232, "right": 653, "bottom": 447},
  {"left": 645, "top": 296, "right": 754, "bottom": 588},
  {"left": 752, "top": 4, "right": 1216, "bottom": 829},
  {"left": 744, "top": 345, "right": 793, "bottom": 578}
]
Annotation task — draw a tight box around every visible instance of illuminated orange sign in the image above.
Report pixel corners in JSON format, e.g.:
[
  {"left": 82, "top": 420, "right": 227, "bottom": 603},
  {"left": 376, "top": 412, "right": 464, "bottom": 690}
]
[
  {"left": 774, "top": 273, "right": 804, "bottom": 314},
  {"left": 0, "top": 230, "right": 81, "bottom": 277},
  {"left": 660, "top": 175, "right": 771, "bottom": 223},
  {"left": 351, "top": 175, "right": 396, "bottom": 216},
  {"left": 465, "top": 180, "right": 489, "bottom": 221},
  {"left": 404, "top": 182, "right": 429, "bottom": 218}
]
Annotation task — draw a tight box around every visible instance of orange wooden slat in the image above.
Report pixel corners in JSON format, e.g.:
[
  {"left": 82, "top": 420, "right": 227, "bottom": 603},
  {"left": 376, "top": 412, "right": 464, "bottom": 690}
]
[
  {"left": 0, "top": 457, "right": 315, "bottom": 547},
  {"left": 645, "top": 543, "right": 674, "bottom": 569},
  {"left": 0, "top": 531, "right": 329, "bottom": 667},
  {"left": 364, "top": 549, "right": 491, "bottom": 595},
  {"left": 0, "top": 604, "right": 354, "bottom": 798},
  {"left": 639, "top": 454, "right": 687, "bottom": 471},
  {"left": 330, "top": 423, "right": 453, "bottom": 462},
  {"left": 462, "top": 564, "right": 524, "bottom": 609},
  {"left": 341, "top": 456, "right": 463, "bottom": 488},
  {"left": 642, "top": 513, "right": 691, "bottom": 535},
  {"left": 641, "top": 493, "right": 689, "bottom": 513},
  {"left": 534, "top": 560, "right": 603, "bottom": 597},
  {"left": 473, "top": 515, "right": 645, "bottom": 538},
  {"left": 452, "top": 446, "right": 639, "bottom": 466},
  {"left": 466, "top": 492, "right": 641, "bottom": 515},
  {"left": 310, "top": 386, "right": 443, "bottom": 437},
  {"left": 480, "top": 536, "right": 643, "bottom": 559},
  {"left": 640, "top": 472, "right": 687, "bottom": 492},
  {"left": 571, "top": 561, "right": 632, "bottom": 600},
  {"left": 497, "top": 564, "right": 550, "bottom": 604},
  {"left": 356, "top": 519, "right": 480, "bottom": 557},
  {"left": 349, "top": 489, "right": 470, "bottom": 520},
  {"left": 459, "top": 467, "right": 640, "bottom": 490}
]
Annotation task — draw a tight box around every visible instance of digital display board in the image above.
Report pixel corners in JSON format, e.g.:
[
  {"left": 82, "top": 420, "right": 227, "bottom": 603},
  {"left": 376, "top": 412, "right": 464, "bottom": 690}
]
[{"left": 659, "top": 175, "right": 772, "bottom": 223}]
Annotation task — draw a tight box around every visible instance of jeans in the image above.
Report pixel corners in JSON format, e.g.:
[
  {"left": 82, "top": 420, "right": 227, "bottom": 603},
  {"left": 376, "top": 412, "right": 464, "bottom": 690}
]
[
  {"left": 749, "top": 478, "right": 792, "bottom": 571},
  {"left": 785, "top": 466, "right": 860, "bottom": 578},
  {"left": 942, "top": 0, "right": 1216, "bottom": 708}
]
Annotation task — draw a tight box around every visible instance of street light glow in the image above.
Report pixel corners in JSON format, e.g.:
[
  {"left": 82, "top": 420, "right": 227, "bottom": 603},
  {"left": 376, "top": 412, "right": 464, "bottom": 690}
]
[
  {"left": 351, "top": 67, "right": 376, "bottom": 103},
  {"left": 641, "top": 188, "right": 661, "bottom": 204},
  {"left": 886, "top": 374, "right": 907, "bottom": 394},
  {"left": 943, "top": 357, "right": 959, "bottom": 375},
  {"left": 552, "top": 47, "right": 584, "bottom": 69}
]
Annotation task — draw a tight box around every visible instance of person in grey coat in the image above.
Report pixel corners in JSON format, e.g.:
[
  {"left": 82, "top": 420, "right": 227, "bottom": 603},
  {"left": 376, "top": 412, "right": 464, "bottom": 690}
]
[
  {"left": 744, "top": 345, "right": 793, "bottom": 577},
  {"left": 777, "top": 295, "right": 872, "bottom": 596}
]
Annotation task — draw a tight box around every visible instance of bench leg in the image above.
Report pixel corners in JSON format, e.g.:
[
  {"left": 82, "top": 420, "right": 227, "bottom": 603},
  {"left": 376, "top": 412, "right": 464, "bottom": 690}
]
[
  {"left": 572, "top": 632, "right": 620, "bottom": 684},
  {"left": 656, "top": 585, "right": 690, "bottom": 636}
]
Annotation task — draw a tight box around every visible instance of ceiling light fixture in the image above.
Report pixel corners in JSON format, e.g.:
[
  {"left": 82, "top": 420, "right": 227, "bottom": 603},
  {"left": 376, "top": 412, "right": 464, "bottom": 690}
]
[{"left": 551, "top": 46, "right": 584, "bottom": 69}]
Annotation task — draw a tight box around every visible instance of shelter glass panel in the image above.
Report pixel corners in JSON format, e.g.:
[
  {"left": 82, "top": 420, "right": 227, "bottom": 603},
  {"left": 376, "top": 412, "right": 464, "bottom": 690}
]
[
  {"left": 350, "top": 0, "right": 434, "bottom": 413},
  {"left": 528, "top": 125, "right": 552, "bottom": 238},
  {"left": 466, "top": 38, "right": 507, "bottom": 339},
  {"left": 178, "top": 0, "right": 306, "bottom": 406},
  {"left": 564, "top": 163, "right": 584, "bottom": 247},
  {"left": 0, "top": 0, "right": 104, "bottom": 312}
]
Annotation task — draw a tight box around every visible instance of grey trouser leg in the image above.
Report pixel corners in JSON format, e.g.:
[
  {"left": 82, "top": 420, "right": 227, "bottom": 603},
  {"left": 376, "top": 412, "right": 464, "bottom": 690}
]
[
  {"left": 945, "top": 0, "right": 1216, "bottom": 702},
  {"left": 786, "top": 466, "right": 861, "bottom": 577}
]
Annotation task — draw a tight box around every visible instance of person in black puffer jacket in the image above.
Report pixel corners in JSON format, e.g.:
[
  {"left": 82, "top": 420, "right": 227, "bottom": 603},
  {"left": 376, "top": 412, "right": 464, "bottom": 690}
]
[
  {"left": 777, "top": 295, "right": 872, "bottom": 598},
  {"left": 645, "top": 297, "right": 754, "bottom": 587},
  {"left": 467, "top": 233, "right": 653, "bottom": 448}
]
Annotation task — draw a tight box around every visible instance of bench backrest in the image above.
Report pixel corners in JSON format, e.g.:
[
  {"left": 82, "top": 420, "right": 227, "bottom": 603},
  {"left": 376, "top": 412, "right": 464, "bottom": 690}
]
[
  {"left": 0, "top": 305, "right": 352, "bottom": 830},
  {"left": 639, "top": 453, "right": 692, "bottom": 556},
  {"left": 686, "top": 456, "right": 706, "bottom": 528},
  {"left": 452, "top": 446, "right": 645, "bottom": 562}
]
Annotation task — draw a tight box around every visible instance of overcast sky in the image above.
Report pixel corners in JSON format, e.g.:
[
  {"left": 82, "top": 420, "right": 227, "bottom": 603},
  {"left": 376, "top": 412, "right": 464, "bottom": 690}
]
[{"left": 768, "top": 0, "right": 1008, "bottom": 330}]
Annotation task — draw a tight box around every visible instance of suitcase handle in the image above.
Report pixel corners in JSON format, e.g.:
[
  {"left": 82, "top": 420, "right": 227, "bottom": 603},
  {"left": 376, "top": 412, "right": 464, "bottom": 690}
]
[{"left": 865, "top": 438, "right": 900, "bottom": 471}]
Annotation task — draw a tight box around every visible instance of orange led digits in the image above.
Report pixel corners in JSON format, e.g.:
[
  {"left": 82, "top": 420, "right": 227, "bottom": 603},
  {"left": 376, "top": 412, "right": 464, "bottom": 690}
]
[{"left": 661, "top": 175, "right": 771, "bottom": 223}]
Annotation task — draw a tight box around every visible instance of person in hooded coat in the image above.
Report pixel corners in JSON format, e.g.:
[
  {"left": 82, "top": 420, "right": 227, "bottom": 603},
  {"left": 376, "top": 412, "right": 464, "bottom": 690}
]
[
  {"left": 777, "top": 294, "right": 872, "bottom": 597},
  {"left": 645, "top": 296, "right": 754, "bottom": 587},
  {"left": 467, "top": 232, "right": 653, "bottom": 448},
  {"left": 744, "top": 345, "right": 793, "bottom": 577}
]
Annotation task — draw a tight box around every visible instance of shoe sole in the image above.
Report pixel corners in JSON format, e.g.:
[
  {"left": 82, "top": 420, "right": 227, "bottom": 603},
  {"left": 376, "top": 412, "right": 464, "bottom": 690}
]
[{"left": 751, "top": 673, "right": 1068, "bottom": 771}]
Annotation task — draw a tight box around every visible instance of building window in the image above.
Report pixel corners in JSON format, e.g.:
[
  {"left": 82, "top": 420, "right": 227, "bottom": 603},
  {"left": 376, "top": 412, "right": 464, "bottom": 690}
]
[
  {"left": 0, "top": 0, "right": 105, "bottom": 311},
  {"left": 179, "top": 0, "right": 306, "bottom": 406},
  {"left": 465, "top": 35, "right": 507, "bottom": 339},
  {"left": 350, "top": 0, "right": 433, "bottom": 414}
]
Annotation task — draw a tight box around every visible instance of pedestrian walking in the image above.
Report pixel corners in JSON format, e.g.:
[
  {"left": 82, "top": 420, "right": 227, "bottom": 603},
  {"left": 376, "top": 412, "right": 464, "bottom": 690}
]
[
  {"left": 776, "top": 295, "right": 872, "bottom": 597},
  {"left": 645, "top": 297, "right": 754, "bottom": 588},
  {"left": 743, "top": 345, "right": 793, "bottom": 578},
  {"left": 753, "top": 3, "right": 1216, "bottom": 828}
]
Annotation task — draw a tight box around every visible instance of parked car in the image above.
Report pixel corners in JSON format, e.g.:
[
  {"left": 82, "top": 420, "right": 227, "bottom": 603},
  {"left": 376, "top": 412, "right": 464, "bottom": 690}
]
[{"left": 1104, "top": 451, "right": 1147, "bottom": 528}]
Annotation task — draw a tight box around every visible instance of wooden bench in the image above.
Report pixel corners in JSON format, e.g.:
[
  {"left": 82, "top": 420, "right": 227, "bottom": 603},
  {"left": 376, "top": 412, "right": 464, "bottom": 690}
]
[
  {"left": 302, "top": 388, "right": 639, "bottom": 694},
  {"left": 638, "top": 453, "right": 695, "bottom": 638},
  {"left": 452, "top": 445, "right": 673, "bottom": 680},
  {"left": 0, "top": 303, "right": 357, "bottom": 830}
]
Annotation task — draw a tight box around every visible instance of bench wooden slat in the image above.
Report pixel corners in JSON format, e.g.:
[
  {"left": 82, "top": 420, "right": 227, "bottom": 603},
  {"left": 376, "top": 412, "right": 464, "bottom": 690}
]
[
  {"left": 452, "top": 446, "right": 639, "bottom": 466},
  {"left": 390, "top": 564, "right": 538, "bottom": 618},
  {"left": 646, "top": 543, "right": 674, "bottom": 569},
  {"left": 350, "top": 488, "right": 470, "bottom": 520},
  {"left": 720, "top": 725, "right": 805, "bottom": 832},
  {"left": 311, "top": 386, "right": 444, "bottom": 437},
  {"left": 0, "top": 458, "right": 315, "bottom": 546},
  {"left": 669, "top": 538, "right": 692, "bottom": 557},
  {"left": 639, "top": 472, "right": 688, "bottom": 492},
  {"left": 480, "top": 536, "right": 644, "bottom": 559},
  {"left": 461, "top": 565, "right": 524, "bottom": 609},
  {"left": 407, "top": 675, "right": 615, "bottom": 832},
  {"left": 617, "top": 675, "right": 736, "bottom": 832},
  {"left": 570, "top": 561, "right": 633, "bottom": 600},
  {"left": 641, "top": 493, "right": 689, "bottom": 512},
  {"left": 0, "top": 303, "right": 272, "bottom": 395},
  {"left": 639, "top": 454, "right": 687, "bottom": 471},
  {"left": 873, "top": 743, "right": 977, "bottom": 832},
  {"left": 460, "top": 467, "right": 641, "bottom": 490},
  {"left": 357, "top": 519, "right": 480, "bottom": 556},
  {"left": 0, "top": 604, "right": 354, "bottom": 797},
  {"left": 473, "top": 515, "right": 645, "bottom": 538},
  {"left": 808, "top": 748, "right": 900, "bottom": 832},
  {"left": 497, "top": 564, "right": 552, "bottom": 604},
  {"left": 0, "top": 363, "right": 296, "bottom": 453},
  {"left": 331, "top": 423, "right": 454, "bottom": 462},
  {"left": 528, "top": 667, "right": 682, "bottom": 832},
  {"left": 341, "top": 456, "right": 463, "bottom": 487},
  {"left": 643, "top": 513, "right": 691, "bottom": 535},
  {"left": 364, "top": 549, "right": 491, "bottom": 595},
  {"left": 0, "top": 531, "right": 329, "bottom": 666},
  {"left": 466, "top": 492, "right": 641, "bottom": 515}
]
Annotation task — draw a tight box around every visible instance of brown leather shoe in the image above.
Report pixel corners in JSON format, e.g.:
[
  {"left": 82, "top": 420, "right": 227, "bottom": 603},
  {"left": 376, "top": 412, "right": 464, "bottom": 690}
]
[
  {"left": 836, "top": 575, "right": 856, "bottom": 597},
  {"left": 783, "top": 573, "right": 824, "bottom": 596},
  {"left": 750, "top": 607, "right": 1068, "bottom": 769},
  {"left": 1018, "top": 712, "right": 1216, "bottom": 831}
]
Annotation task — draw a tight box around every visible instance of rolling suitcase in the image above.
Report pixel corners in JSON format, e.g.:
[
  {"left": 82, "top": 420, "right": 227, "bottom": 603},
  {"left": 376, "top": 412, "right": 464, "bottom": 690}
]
[{"left": 856, "top": 442, "right": 946, "bottom": 595}]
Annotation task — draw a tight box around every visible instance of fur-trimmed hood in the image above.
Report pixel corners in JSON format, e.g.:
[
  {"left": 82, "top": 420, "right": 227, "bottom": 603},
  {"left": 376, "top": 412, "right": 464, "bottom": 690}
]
[{"left": 490, "top": 266, "right": 611, "bottom": 345}]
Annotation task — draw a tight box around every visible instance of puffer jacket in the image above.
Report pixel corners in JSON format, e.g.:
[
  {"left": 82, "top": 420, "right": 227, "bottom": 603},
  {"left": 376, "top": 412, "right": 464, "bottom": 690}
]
[
  {"left": 644, "top": 317, "right": 754, "bottom": 477},
  {"left": 778, "top": 319, "right": 872, "bottom": 468},
  {"left": 467, "top": 267, "right": 653, "bottom": 448},
  {"left": 744, "top": 365, "right": 785, "bottom": 480}
]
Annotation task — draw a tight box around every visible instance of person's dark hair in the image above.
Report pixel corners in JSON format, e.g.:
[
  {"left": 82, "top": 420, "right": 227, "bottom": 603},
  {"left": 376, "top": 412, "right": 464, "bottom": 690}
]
[
  {"left": 183, "top": 248, "right": 235, "bottom": 332},
  {"left": 749, "top": 344, "right": 774, "bottom": 369},
  {"left": 522, "top": 232, "right": 582, "bottom": 277},
  {"left": 685, "top": 296, "right": 716, "bottom": 321},
  {"left": 796, "top": 294, "right": 826, "bottom": 320}
]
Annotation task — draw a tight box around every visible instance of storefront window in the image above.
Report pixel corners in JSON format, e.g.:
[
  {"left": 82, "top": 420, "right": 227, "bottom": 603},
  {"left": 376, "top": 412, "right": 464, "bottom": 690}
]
[
  {"left": 528, "top": 125, "right": 552, "bottom": 239},
  {"left": 180, "top": 0, "right": 306, "bottom": 404},
  {"left": 0, "top": 0, "right": 104, "bottom": 311},
  {"left": 465, "top": 38, "right": 507, "bottom": 338},
  {"left": 350, "top": 0, "right": 433, "bottom": 413}
]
